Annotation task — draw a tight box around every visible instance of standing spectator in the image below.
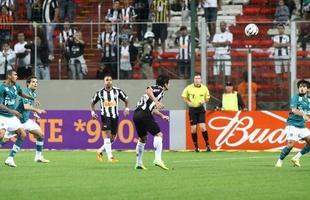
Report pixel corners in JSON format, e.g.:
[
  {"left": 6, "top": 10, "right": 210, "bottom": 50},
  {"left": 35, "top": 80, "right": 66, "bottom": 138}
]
[
  {"left": 138, "top": 31, "right": 154, "bottom": 79},
  {"left": 285, "top": 0, "right": 296, "bottom": 19},
  {"left": 298, "top": 12, "right": 310, "bottom": 51},
  {"left": 119, "top": 34, "right": 138, "bottom": 79},
  {"left": 0, "top": 0, "right": 15, "bottom": 17},
  {"left": 25, "top": 35, "right": 50, "bottom": 80},
  {"left": 0, "top": 42, "right": 15, "bottom": 79},
  {"left": 134, "top": 0, "right": 149, "bottom": 41},
  {"left": 237, "top": 71, "right": 258, "bottom": 111},
  {"left": 121, "top": 0, "right": 137, "bottom": 24},
  {"left": 202, "top": 0, "right": 221, "bottom": 42},
  {"left": 275, "top": 0, "right": 290, "bottom": 24},
  {"left": 42, "top": 0, "right": 59, "bottom": 60},
  {"left": 216, "top": 81, "right": 245, "bottom": 111},
  {"left": 30, "top": 0, "right": 43, "bottom": 22},
  {"left": 59, "top": 0, "right": 76, "bottom": 23},
  {"left": 105, "top": 0, "right": 121, "bottom": 32},
  {"left": 0, "top": 6, "right": 13, "bottom": 48},
  {"left": 26, "top": 0, "right": 34, "bottom": 21},
  {"left": 97, "top": 23, "right": 118, "bottom": 79},
  {"left": 14, "top": 32, "right": 32, "bottom": 79},
  {"left": 273, "top": 23, "right": 290, "bottom": 79},
  {"left": 212, "top": 21, "right": 233, "bottom": 82},
  {"left": 67, "top": 31, "right": 87, "bottom": 79},
  {"left": 151, "top": 0, "right": 170, "bottom": 52}
]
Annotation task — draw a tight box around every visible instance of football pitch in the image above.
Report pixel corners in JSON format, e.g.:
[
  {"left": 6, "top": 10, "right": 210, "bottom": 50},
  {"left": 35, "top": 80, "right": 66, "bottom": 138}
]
[{"left": 0, "top": 151, "right": 310, "bottom": 200}]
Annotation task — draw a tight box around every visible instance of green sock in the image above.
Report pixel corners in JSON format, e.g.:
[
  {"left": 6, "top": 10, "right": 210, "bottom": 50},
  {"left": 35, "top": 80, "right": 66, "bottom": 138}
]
[
  {"left": 301, "top": 144, "right": 310, "bottom": 155},
  {"left": 280, "top": 147, "right": 291, "bottom": 160},
  {"left": 9, "top": 139, "right": 24, "bottom": 157}
]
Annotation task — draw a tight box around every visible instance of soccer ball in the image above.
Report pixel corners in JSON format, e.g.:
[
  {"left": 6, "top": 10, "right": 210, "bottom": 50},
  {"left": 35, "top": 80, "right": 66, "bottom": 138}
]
[{"left": 244, "top": 24, "right": 259, "bottom": 37}]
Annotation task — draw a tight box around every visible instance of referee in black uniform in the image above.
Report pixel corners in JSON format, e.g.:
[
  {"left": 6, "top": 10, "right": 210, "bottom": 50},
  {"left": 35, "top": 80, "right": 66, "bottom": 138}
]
[
  {"left": 91, "top": 74, "right": 130, "bottom": 162},
  {"left": 133, "top": 75, "right": 170, "bottom": 170}
]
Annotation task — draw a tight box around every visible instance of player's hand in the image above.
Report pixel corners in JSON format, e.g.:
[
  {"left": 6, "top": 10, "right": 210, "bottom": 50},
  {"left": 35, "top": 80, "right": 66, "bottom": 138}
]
[
  {"left": 35, "top": 100, "right": 41, "bottom": 106},
  {"left": 37, "top": 109, "right": 47, "bottom": 114},
  {"left": 33, "top": 112, "right": 41, "bottom": 121},
  {"left": 91, "top": 111, "right": 98, "bottom": 120},
  {"left": 155, "top": 101, "right": 164, "bottom": 110},
  {"left": 161, "top": 115, "right": 169, "bottom": 121},
  {"left": 187, "top": 102, "right": 194, "bottom": 107},
  {"left": 124, "top": 108, "right": 130, "bottom": 116}
]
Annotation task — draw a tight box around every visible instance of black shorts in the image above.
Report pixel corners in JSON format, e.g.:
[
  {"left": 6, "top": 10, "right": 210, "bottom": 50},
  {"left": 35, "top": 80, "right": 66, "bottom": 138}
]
[
  {"left": 101, "top": 115, "right": 119, "bottom": 135},
  {"left": 152, "top": 23, "right": 168, "bottom": 41},
  {"left": 133, "top": 109, "right": 161, "bottom": 138},
  {"left": 204, "top": 7, "right": 218, "bottom": 22},
  {"left": 189, "top": 106, "right": 206, "bottom": 125}
]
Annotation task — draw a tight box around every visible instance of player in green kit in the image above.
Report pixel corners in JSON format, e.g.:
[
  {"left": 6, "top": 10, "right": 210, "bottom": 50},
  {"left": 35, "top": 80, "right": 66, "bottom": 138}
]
[
  {"left": 0, "top": 70, "right": 39, "bottom": 167},
  {"left": 275, "top": 79, "right": 310, "bottom": 167},
  {"left": 5, "top": 76, "right": 49, "bottom": 163}
]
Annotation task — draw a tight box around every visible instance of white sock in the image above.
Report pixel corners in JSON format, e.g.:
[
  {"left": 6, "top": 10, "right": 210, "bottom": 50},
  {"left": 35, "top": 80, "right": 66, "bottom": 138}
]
[
  {"left": 104, "top": 138, "right": 113, "bottom": 159},
  {"left": 98, "top": 144, "right": 105, "bottom": 153},
  {"left": 294, "top": 152, "right": 302, "bottom": 159},
  {"left": 153, "top": 136, "right": 163, "bottom": 161},
  {"left": 136, "top": 141, "right": 145, "bottom": 166},
  {"left": 35, "top": 151, "right": 42, "bottom": 158}
]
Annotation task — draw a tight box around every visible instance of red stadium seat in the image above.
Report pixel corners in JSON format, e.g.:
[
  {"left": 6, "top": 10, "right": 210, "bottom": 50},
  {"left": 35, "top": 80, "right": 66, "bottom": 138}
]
[{"left": 160, "top": 51, "right": 177, "bottom": 59}]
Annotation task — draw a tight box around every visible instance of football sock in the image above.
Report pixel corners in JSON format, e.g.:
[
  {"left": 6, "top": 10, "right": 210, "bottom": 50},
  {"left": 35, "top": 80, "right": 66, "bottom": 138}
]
[
  {"left": 153, "top": 136, "right": 163, "bottom": 161},
  {"left": 191, "top": 133, "right": 198, "bottom": 148},
  {"left": 294, "top": 144, "right": 310, "bottom": 159},
  {"left": 279, "top": 147, "right": 291, "bottom": 160},
  {"left": 9, "top": 138, "right": 24, "bottom": 157},
  {"left": 35, "top": 138, "right": 44, "bottom": 158},
  {"left": 136, "top": 141, "right": 145, "bottom": 166},
  {"left": 104, "top": 138, "right": 113, "bottom": 159},
  {"left": 98, "top": 144, "right": 105, "bottom": 153},
  {"left": 202, "top": 131, "right": 210, "bottom": 145}
]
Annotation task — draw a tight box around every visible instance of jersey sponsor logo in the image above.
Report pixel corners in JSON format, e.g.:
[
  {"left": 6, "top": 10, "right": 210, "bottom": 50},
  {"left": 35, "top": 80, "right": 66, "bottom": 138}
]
[{"left": 102, "top": 101, "right": 116, "bottom": 107}]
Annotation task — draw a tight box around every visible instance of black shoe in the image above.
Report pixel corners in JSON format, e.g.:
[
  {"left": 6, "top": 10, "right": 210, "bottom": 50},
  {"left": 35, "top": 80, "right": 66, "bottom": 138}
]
[
  {"left": 206, "top": 146, "right": 212, "bottom": 152},
  {"left": 195, "top": 148, "right": 200, "bottom": 152}
]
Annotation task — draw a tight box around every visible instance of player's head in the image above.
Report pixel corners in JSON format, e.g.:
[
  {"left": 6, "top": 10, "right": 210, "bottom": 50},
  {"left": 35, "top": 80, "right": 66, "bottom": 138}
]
[
  {"left": 297, "top": 79, "right": 309, "bottom": 95},
  {"left": 156, "top": 74, "right": 170, "bottom": 90},
  {"left": 193, "top": 73, "right": 202, "bottom": 86},
  {"left": 103, "top": 74, "right": 113, "bottom": 89},
  {"left": 26, "top": 76, "right": 38, "bottom": 90},
  {"left": 6, "top": 70, "right": 18, "bottom": 83}
]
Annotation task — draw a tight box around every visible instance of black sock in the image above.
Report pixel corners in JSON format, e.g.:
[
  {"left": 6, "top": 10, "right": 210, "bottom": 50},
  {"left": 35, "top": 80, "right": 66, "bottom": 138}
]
[
  {"left": 202, "top": 131, "right": 209, "bottom": 146},
  {"left": 191, "top": 133, "right": 198, "bottom": 148}
]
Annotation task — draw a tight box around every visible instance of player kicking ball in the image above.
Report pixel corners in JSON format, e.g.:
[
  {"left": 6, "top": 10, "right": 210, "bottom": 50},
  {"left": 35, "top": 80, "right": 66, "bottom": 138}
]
[{"left": 275, "top": 79, "right": 310, "bottom": 167}]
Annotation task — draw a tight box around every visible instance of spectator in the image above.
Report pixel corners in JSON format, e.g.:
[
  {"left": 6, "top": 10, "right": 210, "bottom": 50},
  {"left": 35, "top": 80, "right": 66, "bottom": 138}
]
[
  {"left": 121, "top": 0, "right": 137, "bottom": 24},
  {"left": 14, "top": 32, "right": 32, "bottom": 79},
  {"left": 0, "top": 6, "right": 13, "bottom": 48},
  {"left": 151, "top": 0, "right": 170, "bottom": 52},
  {"left": 42, "top": 0, "right": 59, "bottom": 60},
  {"left": 31, "top": 0, "right": 43, "bottom": 22},
  {"left": 284, "top": 0, "right": 296, "bottom": 19},
  {"left": 25, "top": 35, "right": 50, "bottom": 80},
  {"left": 212, "top": 21, "right": 233, "bottom": 83},
  {"left": 105, "top": 0, "right": 121, "bottom": 32},
  {"left": 237, "top": 71, "right": 258, "bottom": 111},
  {"left": 216, "top": 81, "right": 245, "bottom": 111},
  {"left": 303, "top": 0, "right": 310, "bottom": 14},
  {"left": 275, "top": 0, "right": 290, "bottom": 24},
  {"left": 272, "top": 23, "right": 290, "bottom": 79},
  {"left": 202, "top": 0, "right": 221, "bottom": 42},
  {"left": 0, "top": 42, "right": 15, "bottom": 79},
  {"left": 26, "top": 0, "right": 33, "bottom": 21},
  {"left": 67, "top": 31, "right": 87, "bottom": 79},
  {"left": 0, "top": 0, "right": 15, "bottom": 17},
  {"left": 96, "top": 63, "right": 109, "bottom": 79},
  {"left": 298, "top": 12, "right": 310, "bottom": 51},
  {"left": 97, "top": 23, "right": 118, "bottom": 79},
  {"left": 134, "top": 0, "right": 149, "bottom": 41},
  {"left": 119, "top": 34, "right": 138, "bottom": 79},
  {"left": 59, "top": 0, "right": 76, "bottom": 23},
  {"left": 138, "top": 31, "right": 154, "bottom": 79}
]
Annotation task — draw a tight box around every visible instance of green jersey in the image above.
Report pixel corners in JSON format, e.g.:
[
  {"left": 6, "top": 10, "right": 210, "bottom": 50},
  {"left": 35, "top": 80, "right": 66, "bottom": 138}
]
[
  {"left": 287, "top": 94, "right": 310, "bottom": 128},
  {"left": 0, "top": 83, "right": 22, "bottom": 117},
  {"left": 16, "top": 88, "right": 36, "bottom": 123}
]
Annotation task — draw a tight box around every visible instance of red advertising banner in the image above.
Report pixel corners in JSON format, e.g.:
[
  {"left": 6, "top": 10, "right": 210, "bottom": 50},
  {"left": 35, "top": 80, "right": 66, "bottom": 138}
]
[{"left": 186, "top": 111, "right": 307, "bottom": 151}]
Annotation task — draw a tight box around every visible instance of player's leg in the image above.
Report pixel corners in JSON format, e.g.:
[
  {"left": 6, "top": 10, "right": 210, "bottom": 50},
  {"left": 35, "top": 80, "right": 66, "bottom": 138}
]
[
  {"left": 106, "top": 117, "right": 119, "bottom": 162},
  {"left": 291, "top": 128, "right": 310, "bottom": 167},
  {"left": 133, "top": 110, "right": 147, "bottom": 169}
]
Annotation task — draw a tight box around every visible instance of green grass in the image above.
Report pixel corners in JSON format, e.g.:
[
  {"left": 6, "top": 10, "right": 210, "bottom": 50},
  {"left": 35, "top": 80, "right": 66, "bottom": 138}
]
[{"left": 0, "top": 151, "right": 310, "bottom": 200}]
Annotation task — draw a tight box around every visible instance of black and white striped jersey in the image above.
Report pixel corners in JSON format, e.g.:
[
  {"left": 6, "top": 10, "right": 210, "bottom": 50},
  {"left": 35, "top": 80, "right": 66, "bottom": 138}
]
[
  {"left": 97, "top": 31, "right": 117, "bottom": 58},
  {"left": 175, "top": 35, "right": 191, "bottom": 60},
  {"left": 136, "top": 85, "right": 164, "bottom": 113},
  {"left": 92, "top": 86, "right": 128, "bottom": 118},
  {"left": 42, "top": 0, "right": 59, "bottom": 23}
]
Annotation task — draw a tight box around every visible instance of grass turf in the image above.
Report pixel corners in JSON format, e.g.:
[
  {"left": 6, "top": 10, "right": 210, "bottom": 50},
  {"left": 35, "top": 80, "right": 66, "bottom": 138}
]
[{"left": 0, "top": 151, "right": 310, "bottom": 200}]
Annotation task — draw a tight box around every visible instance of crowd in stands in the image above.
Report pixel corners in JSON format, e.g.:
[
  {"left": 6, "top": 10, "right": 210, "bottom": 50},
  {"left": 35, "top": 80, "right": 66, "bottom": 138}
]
[{"left": 0, "top": 0, "right": 309, "bottom": 82}]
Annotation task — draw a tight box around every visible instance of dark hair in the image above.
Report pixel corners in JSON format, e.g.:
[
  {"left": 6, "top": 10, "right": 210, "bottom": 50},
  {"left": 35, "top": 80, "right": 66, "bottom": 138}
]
[
  {"left": 297, "top": 79, "right": 309, "bottom": 88},
  {"left": 156, "top": 74, "right": 170, "bottom": 87},
  {"left": 6, "top": 70, "right": 16, "bottom": 78},
  {"left": 180, "top": 26, "right": 187, "bottom": 31},
  {"left": 26, "top": 76, "right": 37, "bottom": 85},
  {"left": 103, "top": 73, "right": 112, "bottom": 80},
  {"left": 243, "top": 71, "right": 248, "bottom": 81}
]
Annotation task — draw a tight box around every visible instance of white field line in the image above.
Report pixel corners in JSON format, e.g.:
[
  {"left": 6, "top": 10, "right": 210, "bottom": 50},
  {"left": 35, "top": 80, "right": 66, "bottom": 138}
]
[{"left": 170, "top": 155, "right": 277, "bottom": 163}]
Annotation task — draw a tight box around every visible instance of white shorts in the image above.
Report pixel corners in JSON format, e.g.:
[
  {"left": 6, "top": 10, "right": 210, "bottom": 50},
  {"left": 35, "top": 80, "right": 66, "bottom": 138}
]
[
  {"left": 274, "top": 56, "right": 289, "bottom": 74},
  {"left": 285, "top": 125, "right": 310, "bottom": 141},
  {"left": 0, "top": 115, "right": 23, "bottom": 132},
  {"left": 23, "top": 119, "right": 41, "bottom": 132}
]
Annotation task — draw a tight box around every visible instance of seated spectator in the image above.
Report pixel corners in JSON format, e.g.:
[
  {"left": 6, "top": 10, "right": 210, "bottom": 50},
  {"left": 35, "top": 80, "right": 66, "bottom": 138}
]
[
  {"left": 14, "top": 32, "right": 32, "bottom": 79},
  {"left": 60, "top": 0, "right": 76, "bottom": 23},
  {"left": 31, "top": 0, "right": 43, "bottom": 23},
  {"left": 216, "top": 81, "right": 246, "bottom": 111},
  {"left": 0, "top": 6, "right": 13, "bottom": 48},
  {"left": 0, "top": 42, "right": 15, "bottom": 79},
  {"left": 67, "top": 31, "right": 87, "bottom": 79},
  {"left": 275, "top": 0, "right": 290, "bottom": 24},
  {"left": 298, "top": 12, "right": 310, "bottom": 51},
  {"left": 237, "top": 71, "right": 258, "bottom": 111}
]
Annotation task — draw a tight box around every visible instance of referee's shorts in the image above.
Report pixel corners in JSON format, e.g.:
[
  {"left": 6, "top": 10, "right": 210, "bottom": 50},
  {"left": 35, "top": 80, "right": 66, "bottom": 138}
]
[{"left": 189, "top": 106, "right": 206, "bottom": 125}]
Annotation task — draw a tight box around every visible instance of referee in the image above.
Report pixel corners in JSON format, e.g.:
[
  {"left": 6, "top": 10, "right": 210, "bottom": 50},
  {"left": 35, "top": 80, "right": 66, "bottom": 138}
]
[{"left": 182, "top": 73, "right": 211, "bottom": 152}]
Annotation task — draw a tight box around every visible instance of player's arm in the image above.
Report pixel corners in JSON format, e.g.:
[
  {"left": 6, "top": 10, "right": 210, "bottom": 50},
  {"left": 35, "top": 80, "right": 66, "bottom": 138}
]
[
  {"left": 153, "top": 109, "right": 169, "bottom": 121},
  {"left": 23, "top": 103, "right": 46, "bottom": 114},
  {"left": 90, "top": 92, "right": 100, "bottom": 119},
  {"left": 146, "top": 87, "right": 164, "bottom": 110}
]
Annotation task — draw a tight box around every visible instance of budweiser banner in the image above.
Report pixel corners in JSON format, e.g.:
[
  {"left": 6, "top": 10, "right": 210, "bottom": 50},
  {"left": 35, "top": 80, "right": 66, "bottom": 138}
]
[{"left": 186, "top": 111, "right": 307, "bottom": 151}]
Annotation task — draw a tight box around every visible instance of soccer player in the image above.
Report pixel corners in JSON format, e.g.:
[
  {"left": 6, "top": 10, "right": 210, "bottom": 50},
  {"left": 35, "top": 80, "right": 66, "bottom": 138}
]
[
  {"left": 7, "top": 76, "right": 49, "bottom": 163},
  {"left": 182, "top": 73, "right": 211, "bottom": 152},
  {"left": 275, "top": 79, "right": 310, "bottom": 167},
  {"left": 91, "top": 74, "right": 130, "bottom": 162},
  {"left": 133, "top": 75, "right": 170, "bottom": 170},
  {"left": 0, "top": 70, "right": 39, "bottom": 167}
]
